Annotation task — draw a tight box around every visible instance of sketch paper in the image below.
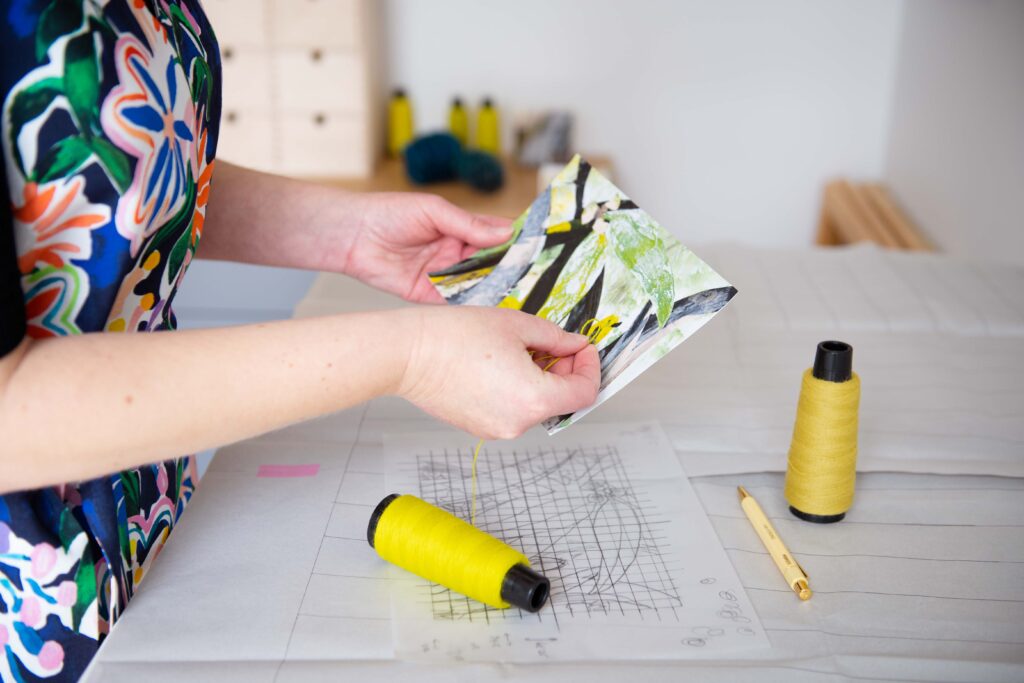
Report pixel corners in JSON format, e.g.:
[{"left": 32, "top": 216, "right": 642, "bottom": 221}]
[
  {"left": 382, "top": 423, "right": 768, "bottom": 661},
  {"left": 429, "top": 155, "right": 737, "bottom": 433}
]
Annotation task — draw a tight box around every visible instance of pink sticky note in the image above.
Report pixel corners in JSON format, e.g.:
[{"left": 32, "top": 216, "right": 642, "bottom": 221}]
[{"left": 257, "top": 464, "right": 320, "bottom": 478}]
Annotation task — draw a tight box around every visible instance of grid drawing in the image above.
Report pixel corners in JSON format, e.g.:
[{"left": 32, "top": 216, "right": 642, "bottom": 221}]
[{"left": 412, "top": 443, "right": 683, "bottom": 626}]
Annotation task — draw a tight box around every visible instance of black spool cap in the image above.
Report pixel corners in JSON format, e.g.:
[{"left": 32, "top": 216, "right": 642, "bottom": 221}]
[
  {"left": 392, "top": 87, "right": 406, "bottom": 99},
  {"left": 790, "top": 340, "right": 854, "bottom": 524},
  {"left": 452, "top": 97, "right": 463, "bottom": 107},
  {"left": 812, "top": 340, "right": 853, "bottom": 383},
  {"left": 482, "top": 97, "right": 494, "bottom": 108},
  {"left": 367, "top": 493, "right": 400, "bottom": 548},
  {"left": 501, "top": 563, "right": 550, "bottom": 613}
]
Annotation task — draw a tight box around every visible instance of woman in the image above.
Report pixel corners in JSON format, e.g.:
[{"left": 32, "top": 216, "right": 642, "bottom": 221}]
[{"left": 0, "top": 1, "right": 599, "bottom": 679}]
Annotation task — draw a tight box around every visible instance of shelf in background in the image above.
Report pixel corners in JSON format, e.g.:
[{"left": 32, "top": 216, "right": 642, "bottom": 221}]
[{"left": 315, "top": 156, "right": 613, "bottom": 218}]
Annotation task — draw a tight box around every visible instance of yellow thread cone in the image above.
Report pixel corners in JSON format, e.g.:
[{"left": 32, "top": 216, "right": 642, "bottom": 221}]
[
  {"left": 368, "top": 494, "right": 549, "bottom": 611},
  {"left": 784, "top": 369, "right": 861, "bottom": 518}
]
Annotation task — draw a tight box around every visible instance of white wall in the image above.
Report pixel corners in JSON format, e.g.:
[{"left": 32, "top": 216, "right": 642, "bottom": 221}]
[
  {"left": 384, "top": 0, "right": 904, "bottom": 247},
  {"left": 884, "top": 0, "right": 1024, "bottom": 265}
]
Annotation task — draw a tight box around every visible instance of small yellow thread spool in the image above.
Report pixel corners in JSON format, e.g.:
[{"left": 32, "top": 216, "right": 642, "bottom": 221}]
[
  {"left": 367, "top": 494, "right": 550, "bottom": 611},
  {"left": 387, "top": 88, "right": 414, "bottom": 157},
  {"left": 784, "top": 340, "right": 861, "bottom": 523}
]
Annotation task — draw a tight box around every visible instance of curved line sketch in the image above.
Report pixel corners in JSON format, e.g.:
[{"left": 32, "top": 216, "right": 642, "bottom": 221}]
[{"left": 416, "top": 444, "right": 683, "bottom": 623}]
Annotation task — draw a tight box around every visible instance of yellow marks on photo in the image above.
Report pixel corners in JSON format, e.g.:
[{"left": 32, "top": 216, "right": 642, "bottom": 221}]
[{"left": 580, "top": 315, "right": 620, "bottom": 344}]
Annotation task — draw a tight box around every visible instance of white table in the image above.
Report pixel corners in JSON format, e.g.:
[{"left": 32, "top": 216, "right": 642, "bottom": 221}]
[{"left": 86, "top": 245, "right": 1024, "bottom": 682}]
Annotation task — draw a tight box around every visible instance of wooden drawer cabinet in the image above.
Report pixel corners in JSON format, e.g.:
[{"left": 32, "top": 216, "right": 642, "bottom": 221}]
[
  {"left": 217, "top": 109, "right": 276, "bottom": 172},
  {"left": 278, "top": 112, "right": 369, "bottom": 177},
  {"left": 202, "top": 0, "right": 268, "bottom": 47},
  {"left": 202, "top": 0, "right": 378, "bottom": 178},
  {"left": 269, "top": 0, "right": 360, "bottom": 49},
  {"left": 220, "top": 46, "right": 273, "bottom": 110},
  {"left": 274, "top": 49, "right": 367, "bottom": 114}
]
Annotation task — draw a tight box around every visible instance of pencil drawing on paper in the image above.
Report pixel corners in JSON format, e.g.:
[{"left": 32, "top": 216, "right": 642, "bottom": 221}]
[
  {"left": 414, "top": 443, "right": 683, "bottom": 625},
  {"left": 429, "top": 155, "right": 737, "bottom": 433}
]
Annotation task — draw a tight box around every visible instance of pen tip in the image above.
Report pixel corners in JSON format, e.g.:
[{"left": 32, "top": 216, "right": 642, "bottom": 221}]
[{"left": 737, "top": 486, "right": 749, "bottom": 499}]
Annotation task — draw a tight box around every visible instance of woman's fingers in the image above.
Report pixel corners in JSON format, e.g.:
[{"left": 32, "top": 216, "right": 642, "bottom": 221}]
[
  {"left": 514, "top": 312, "right": 590, "bottom": 358},
  {"left": 420, "top": 195, "right": 512, "bottom": 248},
  {"left": 539, "top": 345, "right": 601, "bottom": 416},
  {"left": 398, "top": 307, "right": 601, "bottom": 441}
]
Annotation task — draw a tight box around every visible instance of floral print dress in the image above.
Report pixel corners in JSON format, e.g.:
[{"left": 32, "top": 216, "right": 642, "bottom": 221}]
[{"left": 0, "top": 1, "right": 220, "bottom": 679}]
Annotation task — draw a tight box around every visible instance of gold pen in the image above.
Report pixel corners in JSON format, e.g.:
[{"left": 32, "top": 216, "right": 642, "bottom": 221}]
[{"left": 737, "top": 486, "right": 812, "bottom": 600}]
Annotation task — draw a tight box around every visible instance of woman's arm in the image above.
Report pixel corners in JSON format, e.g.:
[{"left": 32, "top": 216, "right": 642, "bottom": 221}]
[
  {"left": 200, "top": 162, "right": 513, "bottom": 302},
  {"left": 0, "top": 306, "right": 599, "bottom": 494},
  {"left": 198, "top": 162, "right": 360, "bottom": 270}
]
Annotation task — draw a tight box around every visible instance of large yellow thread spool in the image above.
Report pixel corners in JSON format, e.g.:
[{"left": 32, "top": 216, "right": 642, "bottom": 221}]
[
  {"left": 784, "top": 341, "right": 861, "bottom": 523},
  {"left": 367, "top": 494, "right": 550, "bottom": 611}
]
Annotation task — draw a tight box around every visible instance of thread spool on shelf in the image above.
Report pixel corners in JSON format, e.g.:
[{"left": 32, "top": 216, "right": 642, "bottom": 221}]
[
  {"left": 784, "top": 341, "right": 861, "bottom": 523},
  {"left": 387, "top": 88, "right": 414, "bottom": 158},
  {"left": 367, "top": 494, "right": 550, "bottom": 612}
]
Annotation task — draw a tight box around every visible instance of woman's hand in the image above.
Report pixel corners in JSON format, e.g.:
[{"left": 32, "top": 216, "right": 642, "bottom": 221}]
[
  {"left": 340, "top": 192, "right": 512, "bottom": 303},
  {"left": 201, "top": 165, "right": 511, "bottom": 302},
  {"left": 396, "top": 306, "right": 601, "bottom": 439}
]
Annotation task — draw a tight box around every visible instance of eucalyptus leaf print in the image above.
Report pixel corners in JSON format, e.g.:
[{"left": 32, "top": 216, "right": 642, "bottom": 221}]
[
  {"left": 606, "top": 210, "right": 675, "bottom": 328},
  {"left": 431, "top": 155, "right": 736, "bottom": 433}
]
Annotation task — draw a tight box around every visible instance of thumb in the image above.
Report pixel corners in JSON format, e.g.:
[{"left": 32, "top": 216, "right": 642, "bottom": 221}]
[
  {"left": 539, "top": 345, "right": 602, "bottom": 416},
  {"left": 427, "top": 196, "right": 513, "bottom": 247},
  {"left": 513, "top": 312, "right": 590, "bottom": 358}
]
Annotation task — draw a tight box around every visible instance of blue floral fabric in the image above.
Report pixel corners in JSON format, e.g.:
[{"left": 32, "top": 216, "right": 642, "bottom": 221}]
[{"left": 1, "top": 0, "right": 221, "bottom": 679}]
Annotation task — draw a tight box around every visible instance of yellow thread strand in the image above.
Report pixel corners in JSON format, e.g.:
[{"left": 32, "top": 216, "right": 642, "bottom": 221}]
[
  {"left": 784, "top": 369, "right": 861, "bottom": 517},
  {"left": 374, "top": 495, "right": 529, "bottom": 608},
  {"left": 467, "top": 350, "right": 569, "bottom": 527},
  {"left": 543, "top": 357, "right": 563, "bottom": 371},
  {"left": 470, "top": 438, "right": 484, "bottom": 526}
]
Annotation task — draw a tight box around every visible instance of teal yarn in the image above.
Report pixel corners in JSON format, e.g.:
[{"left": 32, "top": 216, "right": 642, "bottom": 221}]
[
  {"left": 458, "top": 150, "right": 504, "bottom": 193},
  {"left": 403, "top": 133, "right": 505, "bottom": 192},
  {"left": 404, "top": 133, "right": 461, "bottom": 184}
]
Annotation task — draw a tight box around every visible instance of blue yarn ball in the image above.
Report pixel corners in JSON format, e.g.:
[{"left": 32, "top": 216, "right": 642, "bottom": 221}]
[
  {"left": 458, "top": 150, "right": 504, "bottom": 193},
  {"left": 404, "top": 133, "right": 461, "bottom": 184}
]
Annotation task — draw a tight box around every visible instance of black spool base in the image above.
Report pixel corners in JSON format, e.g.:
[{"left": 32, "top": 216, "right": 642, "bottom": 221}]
[
  {"left": 789, "top": 505, "right": 845, "bottom": 524},
  {"left": 501, "top": 564, "right": 550, "bottom": 613},
  {"left": 367, "top": 493, "right": 400, "bottom": 548}
]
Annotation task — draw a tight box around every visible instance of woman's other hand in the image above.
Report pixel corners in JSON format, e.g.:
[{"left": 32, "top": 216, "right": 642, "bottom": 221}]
[
  {"left": 395, "top": 306, "right": 600, "bottom": 439},
  {"left": 340, "top": 192, "right": 512, "bottom": 303}
]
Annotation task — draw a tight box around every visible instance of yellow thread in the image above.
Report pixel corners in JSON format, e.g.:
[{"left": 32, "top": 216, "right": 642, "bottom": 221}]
[
  {"left": 470, "top": 438, "right": 484, "bottom": 526},
  {"left": 543, "top": 357, "right": 562, "bottom": 371},
  {"left": 784, "top": 369, "right": 861, "bottom": 517},
  {"left": 374, "top": 494, "right": 529, "bottom": 608},
  {"left": 467, "top": 349, "right": 569, "bottom": 525}
]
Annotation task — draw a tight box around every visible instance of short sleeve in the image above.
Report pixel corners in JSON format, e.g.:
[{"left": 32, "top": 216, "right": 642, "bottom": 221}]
[{"left": 0, "top": 159, "right": 26, "bottom": 357}]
